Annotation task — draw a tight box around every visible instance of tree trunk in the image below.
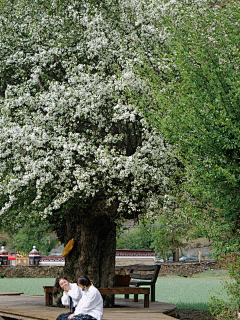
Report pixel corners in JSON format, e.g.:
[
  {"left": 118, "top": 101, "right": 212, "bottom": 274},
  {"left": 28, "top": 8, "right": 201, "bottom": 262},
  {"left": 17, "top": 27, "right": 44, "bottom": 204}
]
[
  {"left": 57, "top": 202, "right": 118, "bottom": 307},
  {"left": 172, "top": 240, "right": 179, "bottom": 262}
]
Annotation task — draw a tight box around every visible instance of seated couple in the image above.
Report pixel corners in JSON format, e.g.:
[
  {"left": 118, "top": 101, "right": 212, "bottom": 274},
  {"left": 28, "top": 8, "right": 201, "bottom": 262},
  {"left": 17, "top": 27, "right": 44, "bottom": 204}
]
[{"left": 54, "top": 275, "right": 103, "bottom": 320}]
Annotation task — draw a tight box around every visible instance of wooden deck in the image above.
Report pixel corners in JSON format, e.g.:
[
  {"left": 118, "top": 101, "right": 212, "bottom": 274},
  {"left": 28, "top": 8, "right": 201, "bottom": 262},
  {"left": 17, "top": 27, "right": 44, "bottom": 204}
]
[
  {"left": 0, "top": 295, "right": 177, "bottom": 320},
  {"left": 0, "top": 292, "right": 23, "bottom": 296}
]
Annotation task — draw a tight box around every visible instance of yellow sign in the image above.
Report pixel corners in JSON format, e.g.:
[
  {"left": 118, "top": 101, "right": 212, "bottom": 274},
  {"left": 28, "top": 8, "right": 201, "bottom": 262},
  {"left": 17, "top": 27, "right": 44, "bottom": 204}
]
[{"left": 62, "top": 239, "right": 75, "bottom": 257}]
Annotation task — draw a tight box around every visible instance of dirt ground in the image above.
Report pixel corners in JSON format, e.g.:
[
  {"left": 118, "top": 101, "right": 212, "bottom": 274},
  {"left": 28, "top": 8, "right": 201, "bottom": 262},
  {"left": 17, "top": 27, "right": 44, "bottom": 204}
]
[{"left": 174, "top": 308, "right": 214, "bottom": 320}]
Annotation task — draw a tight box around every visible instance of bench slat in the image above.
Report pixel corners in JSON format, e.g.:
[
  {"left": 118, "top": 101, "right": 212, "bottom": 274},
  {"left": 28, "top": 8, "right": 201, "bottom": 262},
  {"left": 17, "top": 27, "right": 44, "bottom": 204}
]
[
  {"left": 130, "top": 274, "right": 153, "bottom": 280},
  {"left": 130, "top": 265, "right": 157, "bottom": 271},
  {"left": 98, "top": 287, "right": 149, "bottom": 294}
]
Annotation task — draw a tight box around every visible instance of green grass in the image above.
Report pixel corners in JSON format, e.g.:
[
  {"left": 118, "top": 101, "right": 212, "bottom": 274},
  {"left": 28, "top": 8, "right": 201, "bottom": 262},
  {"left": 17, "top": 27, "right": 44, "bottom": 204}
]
[
  {"left": 0, "top": 278, "right": 55, "bottom": 295},
  {"left": 191, "top": 269, "right": 229, "bottom": 278},
  {"left": 119, "top": 270, "right": 231, "bottom": 310},
  {"left": 0, "top": 270, "right": 231, "bottom": 310},
  {"left": 155, "top": 275, "right": 230, "bottom": 310}
]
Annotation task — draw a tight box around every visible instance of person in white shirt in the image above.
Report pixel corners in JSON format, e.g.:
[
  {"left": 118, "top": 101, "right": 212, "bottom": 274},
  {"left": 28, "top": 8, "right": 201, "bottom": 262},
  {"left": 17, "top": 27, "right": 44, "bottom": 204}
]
[
  {"left": 68, "top": 275, "right": 103, "bottom": 320},
  {"left": 54, "top": 276, "right": 82, "bottom": 320}
]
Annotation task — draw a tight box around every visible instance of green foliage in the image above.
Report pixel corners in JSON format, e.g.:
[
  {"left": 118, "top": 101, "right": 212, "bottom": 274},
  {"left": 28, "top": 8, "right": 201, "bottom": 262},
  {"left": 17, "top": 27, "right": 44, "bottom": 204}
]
[
  {"left": 0, "top": 273, "right": 5, "bottom": 278},
  {"left": 116, "top": 215, "right": 196, "bottom": 261},
  {"left": 1, "top": 239, "right": 7, "bottom": 246},
  {"left": 54, "top": 291, "right": 64, "bottom": 308},
  {"left": 209, "top": 296, "right": 238, "bottom": 320},
  {"left": 138, "top": 0, "right": 240, "bottom": 254},
  {"left": 150, "top": 210, "right": 194, "bottom": 260},
  {"left": 135, "top": 1, "right": 240, "bottom": 314},
  {"left": 10, "top": 224, "right": 58, "bottom": 255},
  {"left": 209, "top": 258, "right": 240, "bottom": 319},
  {"left": 168, "top": 1, "right": 239, "bottom": 253},
  {"left": 116, "top": 223, "right": 153, "bottom": 250}
]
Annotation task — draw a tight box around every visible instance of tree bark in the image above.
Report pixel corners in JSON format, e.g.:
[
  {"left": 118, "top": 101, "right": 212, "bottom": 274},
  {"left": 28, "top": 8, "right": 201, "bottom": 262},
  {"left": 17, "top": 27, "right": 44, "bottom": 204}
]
[
  {"left": 56, "top": 202, "right": 118, "bottom": 307},
  {"left": 172, "top": 240, "right": 179, "bottom": 262}
]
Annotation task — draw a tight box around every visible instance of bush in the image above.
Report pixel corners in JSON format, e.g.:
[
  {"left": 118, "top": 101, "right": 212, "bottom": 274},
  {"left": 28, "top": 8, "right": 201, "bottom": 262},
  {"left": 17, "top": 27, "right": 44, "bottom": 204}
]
[
  {"left": 54, "top": 291, "right": 64, "bottom": 308},
  {"left": 1, "top": 240, "right": 7, "bottom": 247},
  {"left": 209, "top": 257, "right": 240, "bottom": 319},
  {"left": 209, "top": 296, "right": 238, "bottom": 320},
  {"left": 0, "top": 273, "right": 5, "bottom": 278}
]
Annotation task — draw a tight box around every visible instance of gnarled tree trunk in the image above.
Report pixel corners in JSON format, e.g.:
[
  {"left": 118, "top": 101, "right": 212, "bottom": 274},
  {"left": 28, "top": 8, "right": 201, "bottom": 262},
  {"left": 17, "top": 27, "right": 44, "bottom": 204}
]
[{"left": 54, "top": 201, "right": 118, "bottom": 307}]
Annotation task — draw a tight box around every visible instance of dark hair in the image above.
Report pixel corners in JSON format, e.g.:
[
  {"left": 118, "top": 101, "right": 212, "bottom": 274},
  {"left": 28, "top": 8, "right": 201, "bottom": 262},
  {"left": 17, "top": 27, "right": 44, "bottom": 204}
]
[
  {"left": 77, "top": 275, "right": 91, "bottom": 287},
  {"left": 53, "top": 276, "right": 68, "bottom": 298}
]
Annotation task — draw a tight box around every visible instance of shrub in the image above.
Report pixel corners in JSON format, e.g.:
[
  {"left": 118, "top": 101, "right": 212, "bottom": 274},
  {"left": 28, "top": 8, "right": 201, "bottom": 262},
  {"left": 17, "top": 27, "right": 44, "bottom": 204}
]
[
  {"left": 1, "top": 240, "right": 7, "bottom": 247},
  {"left": 209, "top": 296, "right": 238, "bottom": 320}
]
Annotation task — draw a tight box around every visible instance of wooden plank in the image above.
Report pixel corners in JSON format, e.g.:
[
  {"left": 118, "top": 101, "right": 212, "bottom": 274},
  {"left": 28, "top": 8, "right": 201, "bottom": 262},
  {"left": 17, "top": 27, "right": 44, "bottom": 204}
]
[
  {"left": 0, "top": 292, "right": 24, "bottom": 296},
  {"left": 131, "top": 265, "right": 157, "bottom": 271},
  {"left": 130, "top": 274, "right": 153, "bottom": 280},
  {"left": 43, "top": 286, "right": 54, "bottom": 292},
  {"left": 43, "top": 286, "right": 54, "bottom": 306},
  {"left": 130, "top": 280, "right": 152, "bottom": 285},
  {"left": 99, "top": 288, "right": 149, "bottom": 294},
  {"left": 0, "top": 295, "right": 177, "bottom": 320}
]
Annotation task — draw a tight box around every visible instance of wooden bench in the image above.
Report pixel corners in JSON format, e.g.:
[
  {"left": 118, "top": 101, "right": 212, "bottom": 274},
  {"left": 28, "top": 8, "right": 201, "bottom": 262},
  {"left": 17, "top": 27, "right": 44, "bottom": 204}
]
[
  {"left": 98, "top": 287, "right": 150, "bottom": 308},
  {"left": 43, "top": 286, "right": 54, "bottom": 306},
  {"left": 43, "top": 285, "right": 150, "bottom": 308},
  {"left": 122, "top": 264, "right": 161, "bottom": 302}
]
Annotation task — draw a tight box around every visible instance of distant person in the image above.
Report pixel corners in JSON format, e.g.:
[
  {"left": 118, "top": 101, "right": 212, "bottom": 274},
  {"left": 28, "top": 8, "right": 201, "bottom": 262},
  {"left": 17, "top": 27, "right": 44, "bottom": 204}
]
[
  {"left": 54, "top": 276, "right": 82, "bottom": 320},
  {"left": 67, "top": 275, "right": 103, "bottom": 320}
]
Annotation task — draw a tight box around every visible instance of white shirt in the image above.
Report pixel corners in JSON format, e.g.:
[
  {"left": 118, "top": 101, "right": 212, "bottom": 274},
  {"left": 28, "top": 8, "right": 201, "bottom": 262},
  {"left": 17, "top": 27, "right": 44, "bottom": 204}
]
[
  {"left": 75, "top": 285, "right": 103, "bottom": 320},
  {"left": 61, "top": 283, "right": 82, "bottom": 307}
]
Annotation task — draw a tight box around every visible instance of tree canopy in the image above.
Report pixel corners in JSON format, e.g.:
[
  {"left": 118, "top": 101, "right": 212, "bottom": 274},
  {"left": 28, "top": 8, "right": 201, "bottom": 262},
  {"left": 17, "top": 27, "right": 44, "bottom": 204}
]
[
  {"left": 0, "top": 0, "right": 175, "bottom": 223},
  {"left": 137, "top": 1, "right": 240, "bottom": 316},
  {"left": 0, "top": 0, "right": 177, "bottom": 303},
  {"left": 139, "top": 0, "right": 240, "bottom": 255}
]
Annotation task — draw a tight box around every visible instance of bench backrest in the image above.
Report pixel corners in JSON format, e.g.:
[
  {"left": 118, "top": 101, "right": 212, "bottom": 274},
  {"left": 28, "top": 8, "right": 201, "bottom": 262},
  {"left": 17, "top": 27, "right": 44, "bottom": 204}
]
[
  {"left": 115, "top": 265, "right": 132, "bottom": 274},
  {"left": 129, "top": 265, "right": 161, "bottom": 283}
]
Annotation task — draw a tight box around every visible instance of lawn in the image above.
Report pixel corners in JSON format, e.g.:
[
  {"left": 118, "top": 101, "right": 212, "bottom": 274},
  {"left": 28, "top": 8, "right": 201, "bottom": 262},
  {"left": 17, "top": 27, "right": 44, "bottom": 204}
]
[
  {"left": 0, "top": 277, "right": 55, "bottom": 296},
  {"left": 0, "top": 270, "right": 231, "bottom": 310},
  {"left": 155, "top": 271, "right": 230, "bottom": 310}
]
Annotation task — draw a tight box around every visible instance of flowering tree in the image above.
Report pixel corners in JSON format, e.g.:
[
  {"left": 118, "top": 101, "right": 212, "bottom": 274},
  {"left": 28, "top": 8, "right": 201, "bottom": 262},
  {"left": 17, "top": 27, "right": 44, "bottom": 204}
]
[{"left": 0, "top": 0, "right": 175, "bottom": 305}]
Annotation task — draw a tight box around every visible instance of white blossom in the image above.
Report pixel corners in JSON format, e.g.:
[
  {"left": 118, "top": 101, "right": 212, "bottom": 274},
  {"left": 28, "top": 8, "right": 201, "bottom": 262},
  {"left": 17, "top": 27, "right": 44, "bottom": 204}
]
[{"left": 0, "top": 0, "right": 180, "bottom": 221}]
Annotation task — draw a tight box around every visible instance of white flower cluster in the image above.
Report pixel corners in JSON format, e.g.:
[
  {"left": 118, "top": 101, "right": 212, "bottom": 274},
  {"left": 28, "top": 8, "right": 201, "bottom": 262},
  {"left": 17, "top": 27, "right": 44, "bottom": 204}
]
[{"left": 0, "top": 0, "right": 179, "bottom": 221}]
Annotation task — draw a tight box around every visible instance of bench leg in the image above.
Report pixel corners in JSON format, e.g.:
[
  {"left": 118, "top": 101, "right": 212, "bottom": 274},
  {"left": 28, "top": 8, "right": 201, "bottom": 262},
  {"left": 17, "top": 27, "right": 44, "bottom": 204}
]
[
  {"left": 45, "top": 292, "right": 53, "bottom": 306},
  {"left": 151, "top": 284, "right": 155, "bottom": 302},
  {"left": 144, "top": 293, "right": 149, "bottom": 308},
  {"left": 125, "top": 294, "right": 129, "bottom": 299},
  {"left": 134, "top": 294, "right": 138, "bottom": 302}
]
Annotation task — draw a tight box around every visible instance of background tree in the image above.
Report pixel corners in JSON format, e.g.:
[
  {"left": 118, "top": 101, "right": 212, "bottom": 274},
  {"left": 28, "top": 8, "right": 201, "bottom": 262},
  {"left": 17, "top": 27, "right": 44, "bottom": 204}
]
[
  {"left": 160, "top": 0, "right": 240, "bottom": 257},
  {"left": 135, "top": 0, "right": 240, "bottom": 255},
  {"left": 150, "top": 217, "right": 192, "bottom": 262},
  {"left": 1, "top": 240, "right": 7, "bottom": 247},
  {"left": 137, "top": 0, "right": 240, "bottom": 316},
  {"left": 0, "top": 0, "right": 176, "bottom": 305},
  {"left": 116, "top": 220, "right": 153, "bottom": 250},
  {"left": 9, "top": 224, "right": 59, "bottom": 255}
]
